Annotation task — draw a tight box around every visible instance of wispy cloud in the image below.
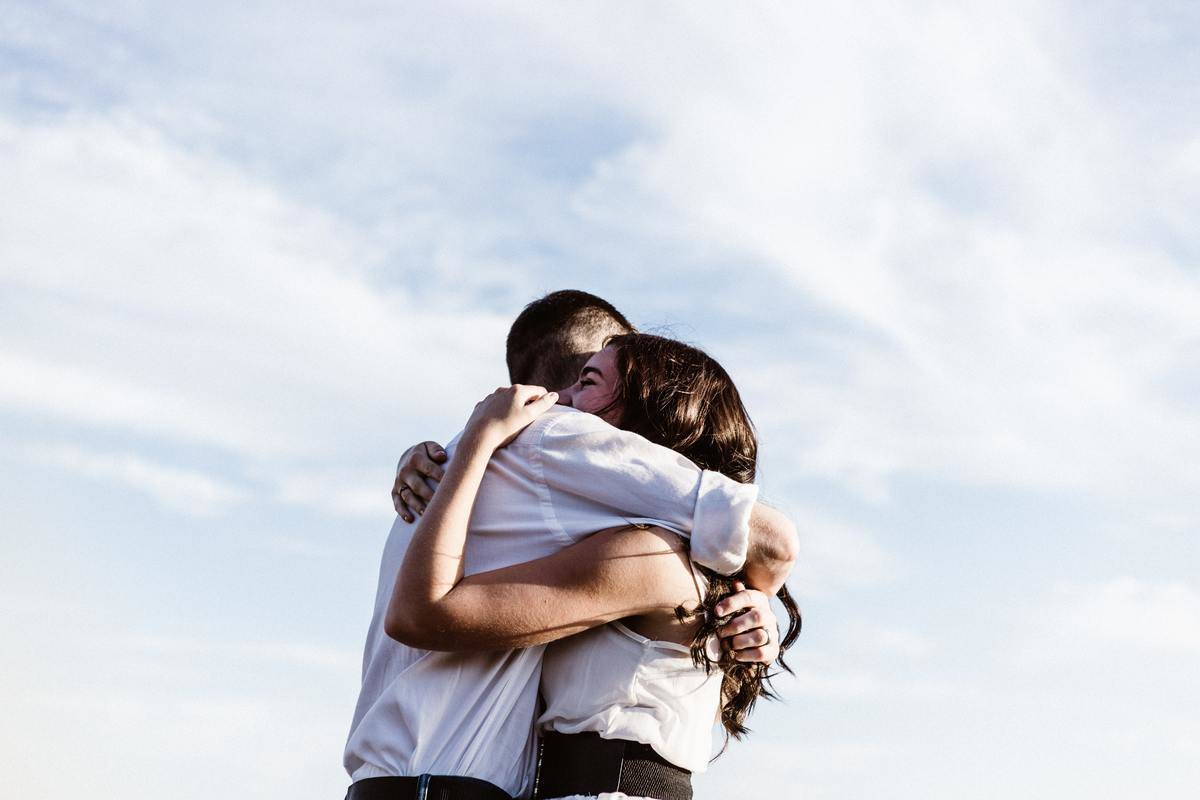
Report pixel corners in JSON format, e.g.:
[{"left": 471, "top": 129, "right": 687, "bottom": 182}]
[
  {"left": 25, "top": 443, "right": 248, "bottom": 515},
  {"left": 0, "top": 116, "right": 508, "bottom": 464},
  {"left": 525, "top": 4, "right": 1200, "bottom": 514},
  {"left": 1044, "top": 577, "right": 1200, "bottom": 653},
  {"left": 791, "top": 510, "right": 899, "bottom": 595},
  {"left": 274, "top": 469, "right": 390, "bottom": 519}
]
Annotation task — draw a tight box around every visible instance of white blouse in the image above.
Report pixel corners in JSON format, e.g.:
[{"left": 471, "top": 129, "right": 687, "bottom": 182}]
[{"left": 537, "top": 609, "right": 722, "bottom": 774}]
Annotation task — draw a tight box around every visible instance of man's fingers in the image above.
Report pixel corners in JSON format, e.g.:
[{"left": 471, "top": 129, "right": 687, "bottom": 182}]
[
  {"left": 729, "top": 629, "right": 769, "bottom": 650},
  {"left": 717, "top": 607, "right": 764, "bottom": 638},
  {"left": 731, "top": 645, "right": 775, "bottom": 664}
]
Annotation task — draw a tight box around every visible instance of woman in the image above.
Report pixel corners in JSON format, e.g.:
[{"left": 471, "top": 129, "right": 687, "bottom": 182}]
[{"left": 389, "top": 333, "right": 801, "bottom": 799}]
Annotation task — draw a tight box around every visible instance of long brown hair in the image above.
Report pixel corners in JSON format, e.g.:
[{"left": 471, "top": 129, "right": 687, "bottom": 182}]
[{"left": 602, "top": 332, "right": 802, "bottom": 743}]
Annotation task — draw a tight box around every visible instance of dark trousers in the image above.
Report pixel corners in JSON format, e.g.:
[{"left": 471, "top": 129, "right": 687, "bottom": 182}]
[
  {"left": 346, "top": 775, "right": 512, "bottom": 800},
  {"left": 532, "top": 732, "right": 692, "bottom": 800}
]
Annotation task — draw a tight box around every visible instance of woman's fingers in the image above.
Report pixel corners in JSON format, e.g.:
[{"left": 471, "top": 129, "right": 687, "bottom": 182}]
[
  {"left": 391, "top": 441, "right": 447, "bottom": 520},
  {"left": 392, "top": 479, "right": 411, "bottom": 521},
  {"left": 524, "top": 389, "right": 558, "bottom": 416},
  {"left": 412, "top": 443, "right": 447, "bottom": 482},
  {"left": 466, "top": 385, "right": 559, "bottom": 449},
  {"left": 403, "top": 486, "right": 427, "bottom": 516}
]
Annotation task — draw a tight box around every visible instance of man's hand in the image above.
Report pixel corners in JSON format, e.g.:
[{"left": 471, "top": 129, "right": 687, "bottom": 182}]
[
  {"left": 715, "top": 581, "right": 780, "bottom": 664},
  {"left": 392, "top": 441, "right": 447, "bottom": 523}
]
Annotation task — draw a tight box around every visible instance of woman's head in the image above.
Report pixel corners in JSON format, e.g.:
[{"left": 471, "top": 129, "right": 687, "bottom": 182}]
[{"left": 558, "top": 333, "right": 757, "bottom": 486}]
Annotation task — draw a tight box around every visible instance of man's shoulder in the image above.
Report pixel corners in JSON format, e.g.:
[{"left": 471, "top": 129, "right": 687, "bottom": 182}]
[{"left": 509, "top": 405, "right": 614, "bottom": 446}]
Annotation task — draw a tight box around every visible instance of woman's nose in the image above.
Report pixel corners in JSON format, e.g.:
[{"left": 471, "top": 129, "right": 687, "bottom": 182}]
[{"left": 555, "top": 386, "right": 575, "bottom": 407}]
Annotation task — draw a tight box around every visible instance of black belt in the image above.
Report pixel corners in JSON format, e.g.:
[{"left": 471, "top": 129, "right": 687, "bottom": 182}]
[
  {"left": 346, "top": 775, "right": 512, "bottom": 800},
  {"left": 532, "top": 731, "right": 692, "bottom": 800}
]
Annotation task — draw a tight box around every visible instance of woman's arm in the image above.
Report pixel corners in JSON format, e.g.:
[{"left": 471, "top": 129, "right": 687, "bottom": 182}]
[
  {"left": 386, "top": 524, "right": 697, "bottom": 651},
  {"left": 385, "top": 385, "right": 700, "bottom": 651},
  {"left": 386, "top": 385, "right": 558, "bottom": 635}
]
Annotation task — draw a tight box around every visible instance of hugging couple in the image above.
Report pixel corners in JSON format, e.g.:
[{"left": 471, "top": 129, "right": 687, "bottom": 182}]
[{"left": 343, "top": 290, "right": 801, "bottom": 800}]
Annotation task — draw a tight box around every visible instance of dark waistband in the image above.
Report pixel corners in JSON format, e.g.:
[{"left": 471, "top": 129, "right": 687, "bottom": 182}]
[
  {"left": 532, "top": 731, "right": 692, "bottom": 800},
  {"left": 346, "top": 775, "right": 512, "bottom": 800}
]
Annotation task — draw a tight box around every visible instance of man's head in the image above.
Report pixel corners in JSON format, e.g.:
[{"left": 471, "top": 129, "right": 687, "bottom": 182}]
[{"left": 505, "top": 290, "right": 634, "bottom": 391}]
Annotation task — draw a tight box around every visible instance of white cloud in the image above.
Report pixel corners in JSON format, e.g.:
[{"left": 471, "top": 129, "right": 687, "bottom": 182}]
[
  {"left": 838, "top": 621, "right": 934, "bottom": 660},
  {"left": 120, "top": 634, "right": 360, "bottom": 672},
  {"left": 25, "top": 443, "right": 248, "bottom": 515},
  {"left": 1046, "top": 577, "right": 1200, "bottom": 653},
  {"left": 8, "top": 6, "right": 1195, "bottom": 513},
  {"left": 790, "top": 510, "right": 898, "bottom": 595},
  {"left": 0, "top": 115, "right": 508, "bottom": 465},
  {"left": 274, "top": 468, "right": 390, "bottom": 519},
  {"left": 513, "top": 3, "right": 1200, "bottom": 512}
]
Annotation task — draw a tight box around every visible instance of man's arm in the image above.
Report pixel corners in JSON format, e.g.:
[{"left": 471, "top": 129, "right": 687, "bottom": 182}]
[
  {"left": 532, "top": 410, "right": 759, "bottom": 574},
  {"left": 389, "top": 415, "right": 799, "bottom": 582},
  {"left": 744, "top": 504, "right": 799, "bottom": 595}
]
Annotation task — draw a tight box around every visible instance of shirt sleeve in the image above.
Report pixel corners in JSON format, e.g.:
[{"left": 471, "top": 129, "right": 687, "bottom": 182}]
[{"left": 528, "top": 409, "right": 758, "bottom": 574}]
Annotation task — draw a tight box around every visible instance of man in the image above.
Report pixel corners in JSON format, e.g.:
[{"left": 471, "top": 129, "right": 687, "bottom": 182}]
[{"left": 344, "top": 291, "right": 797, "bottom": 799}]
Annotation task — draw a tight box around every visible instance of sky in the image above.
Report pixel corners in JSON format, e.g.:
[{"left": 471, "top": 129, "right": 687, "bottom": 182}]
[{"left": 2, "top": 1, "right": 1198, "bottom": 797}]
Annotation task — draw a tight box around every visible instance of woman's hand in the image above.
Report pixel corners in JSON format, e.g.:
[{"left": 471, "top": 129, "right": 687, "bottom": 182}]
[
  {"left": 392, "top": 440, "right": 447, "bottom": 521},
  {"left": 463, "top": 385, "right": 559, "bottom": 451},
  {"left": 715, "top": 581, "right": 781, "bottom": 664}
]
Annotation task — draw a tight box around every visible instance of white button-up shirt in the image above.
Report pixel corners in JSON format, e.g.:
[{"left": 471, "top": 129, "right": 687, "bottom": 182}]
[{"left": 343, "top": 406, "right": 758, "bottom": 797}]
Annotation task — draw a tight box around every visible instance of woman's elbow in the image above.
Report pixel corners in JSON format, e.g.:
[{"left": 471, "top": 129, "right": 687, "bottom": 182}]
[
  {"left": 384, "top": 602, "right": 433, "bottom": 648},
  {"left": 384, "top": 603, "right": 473, "bottom": 651}
]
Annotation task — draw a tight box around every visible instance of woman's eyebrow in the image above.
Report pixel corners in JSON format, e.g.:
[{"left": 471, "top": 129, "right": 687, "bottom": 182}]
[{"left": 581, "top": 366, "right": 602, "bottom": 379}]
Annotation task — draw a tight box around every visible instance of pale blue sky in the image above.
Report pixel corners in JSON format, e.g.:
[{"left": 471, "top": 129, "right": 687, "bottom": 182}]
[{"left": 2, "top": 3, "right": 1198, "bottom": 798}]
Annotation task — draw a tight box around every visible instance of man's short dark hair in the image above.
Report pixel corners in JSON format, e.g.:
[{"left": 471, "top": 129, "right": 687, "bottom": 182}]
[{"left": 506, "top": 290, "right": 634, "bottom": 390}]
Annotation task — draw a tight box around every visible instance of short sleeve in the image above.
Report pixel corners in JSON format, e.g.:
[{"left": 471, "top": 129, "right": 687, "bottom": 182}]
[{"left": 526, "top": 408, "right": 754, "bottom": 574}]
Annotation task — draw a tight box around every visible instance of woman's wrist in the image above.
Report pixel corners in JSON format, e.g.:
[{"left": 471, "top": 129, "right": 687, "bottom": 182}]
[{"left": 458, "top": 426, "right": 503, "bottom": 458}]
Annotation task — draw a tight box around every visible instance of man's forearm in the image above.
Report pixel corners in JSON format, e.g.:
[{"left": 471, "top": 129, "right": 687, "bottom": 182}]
[{"left": 742, "top": 503, "right": 798, "bottom": 595}]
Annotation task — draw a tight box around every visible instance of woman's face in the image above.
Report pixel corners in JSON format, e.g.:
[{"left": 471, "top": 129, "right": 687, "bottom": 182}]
[{"left": 556, "top": 345, "right": 623, "bottom": 425}]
